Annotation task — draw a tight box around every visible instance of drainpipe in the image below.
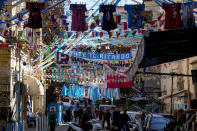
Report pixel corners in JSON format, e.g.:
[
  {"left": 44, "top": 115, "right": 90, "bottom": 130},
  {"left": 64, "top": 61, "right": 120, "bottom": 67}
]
[{"left": 187, "top": 58, "right": 191, "bottom": 110}]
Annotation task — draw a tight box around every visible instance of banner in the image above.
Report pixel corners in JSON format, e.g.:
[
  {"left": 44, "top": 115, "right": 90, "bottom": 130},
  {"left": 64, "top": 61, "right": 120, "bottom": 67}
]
[
  {"left": 68, "top": 51, "right": 132, "bottom": 61},
  {"left": 57, "top": 51, "right": 132, "bottom": 62},
  {"left": 107, "top": 74, "right": 132, "bottom": 88}
]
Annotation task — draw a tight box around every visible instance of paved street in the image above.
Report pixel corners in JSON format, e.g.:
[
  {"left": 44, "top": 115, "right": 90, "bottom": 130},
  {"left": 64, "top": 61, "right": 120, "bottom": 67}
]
[{"left": 26, "top": 124, "right": 69, "bottom": 131}]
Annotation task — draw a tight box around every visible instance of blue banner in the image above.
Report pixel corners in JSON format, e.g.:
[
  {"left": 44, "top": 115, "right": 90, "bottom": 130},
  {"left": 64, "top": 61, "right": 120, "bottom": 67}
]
[
  {"left": 57, "top": 51, "right": 132, "bottom": 64},
  {"left": 68, "top": 51, "right": 132, "bottom": 61},
  {"left": 62, "top": 85, "right": 65, "bottom": 96}
]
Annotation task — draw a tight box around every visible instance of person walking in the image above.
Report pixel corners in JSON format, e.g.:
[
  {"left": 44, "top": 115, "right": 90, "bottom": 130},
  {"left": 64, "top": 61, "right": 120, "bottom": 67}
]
[
  {"left": 99, "top": 109, "right": 103, "bottom": 120},
  {"left": 66, "top": 108, "right": 71, "bottom": 122},
  {"left": 121, "top": 110, "right": 130, "bottom": 131},
  {"left": 113, "top": 108, "right": 121, "bottom": 130},
  {"left": 103, "top": 109, "right": 111, "bottom": 130},
  {"left": 80, "top": 107, "right": 93, "bottom": 131},
  {"left": 78, "top": 106, "right": 83, "bottom": 123},
  {"left": 48, "top": 107, "right": 57, "bottom": 131}
]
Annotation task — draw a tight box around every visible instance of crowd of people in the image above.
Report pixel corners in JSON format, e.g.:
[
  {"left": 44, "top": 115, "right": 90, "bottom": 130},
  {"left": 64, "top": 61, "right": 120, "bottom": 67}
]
[{"left": 48, "top": 99, "right": 145, "bottom": 131}]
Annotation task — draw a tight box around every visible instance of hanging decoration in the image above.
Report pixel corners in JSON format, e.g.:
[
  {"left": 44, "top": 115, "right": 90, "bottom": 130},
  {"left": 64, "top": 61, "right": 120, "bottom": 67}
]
[{"left": 26, "top": 2, "right": 45, "bottom": 29}]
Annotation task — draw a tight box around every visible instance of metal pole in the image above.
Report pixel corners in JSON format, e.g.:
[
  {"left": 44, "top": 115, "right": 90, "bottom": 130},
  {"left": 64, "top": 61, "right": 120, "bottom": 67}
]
[
  {"left": 171, "top": 73, "right": 174, "bottom": 116},
  {"left": 18, "top": 54, "right": 21, "bottom": 131}
]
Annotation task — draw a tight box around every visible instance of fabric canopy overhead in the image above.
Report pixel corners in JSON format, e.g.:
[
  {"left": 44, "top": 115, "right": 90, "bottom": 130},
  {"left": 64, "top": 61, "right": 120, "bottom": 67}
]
[{"left": 139, "top": 27, "right": 197, "bottom": 68}]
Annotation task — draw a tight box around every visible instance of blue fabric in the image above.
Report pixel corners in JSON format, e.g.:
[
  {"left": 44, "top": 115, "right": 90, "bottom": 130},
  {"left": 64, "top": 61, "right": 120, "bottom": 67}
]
[
  {"left": 101, "top": 88, "right": 105, "bottom": 98},
  {"left": 109, "top": 88, "right": 112, "bottom": 98},
  {"left": 74, "top": 85, "right": 77, "bottom": 98},
  {"left": 117, "top": 88, "right": 120, "bottom": 99},
  {"left": 62, "top": 85, "right": 65, "bottom": 96},
  {"left": 93, "top": 87, "right": 98, "bottom": 102},
  {"left": 89, "top": 87, "right": 92, "bottom": 99},
  {"left": 0, "top": 0, "right": 4, "bottom": 9},
  {"left": 105, "top": 88, "right": 108, "bottom": 99},
  {"left": 112, "top": 88, "right": 115, "bottom": 98},
  {"left": 124, "top": 4, "right": 145, "bottom": 29},
  {"left": 65, "top": 86, "right": 67, "bottom": 96}
]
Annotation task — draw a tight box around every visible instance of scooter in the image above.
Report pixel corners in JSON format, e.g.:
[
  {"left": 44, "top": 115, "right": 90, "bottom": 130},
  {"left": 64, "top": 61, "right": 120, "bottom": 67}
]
[
  {"left": 112, "top": 121, "right": 138, "bottom": 131},
  {"left": 67, "top": 119, "right": 102, "bottom": 131}
]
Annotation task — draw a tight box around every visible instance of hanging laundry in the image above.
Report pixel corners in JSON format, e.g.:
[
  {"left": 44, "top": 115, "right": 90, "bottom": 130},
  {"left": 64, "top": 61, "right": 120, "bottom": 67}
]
[
  {"left": 163, "top": 3, "right": 182, "bottom": 29},
  {"left": 181, "top": 2, "right": 196, "bottom": 28},
  {"left": 99, "top": 4, "right": 117, "bottom": 32},
  {"left": 70, "top": 4, "right": 87, "bottom": 32},
  {"left": 0, "top": 0, "right": 4, "bottom": 9},
  {"left": 26, "top": 2, "right": 45, "bottom": 29},
  {"left": 124, "top": 4, "right": 145, "bottom": 29}
]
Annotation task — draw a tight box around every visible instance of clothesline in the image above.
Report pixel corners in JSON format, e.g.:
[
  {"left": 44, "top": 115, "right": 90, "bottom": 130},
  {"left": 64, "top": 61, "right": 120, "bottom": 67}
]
[{"left": 32, "top": 0, "right": 105, "bottom": 66}]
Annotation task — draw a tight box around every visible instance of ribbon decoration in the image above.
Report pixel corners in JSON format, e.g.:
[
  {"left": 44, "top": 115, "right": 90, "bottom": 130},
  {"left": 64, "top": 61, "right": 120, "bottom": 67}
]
[
  {"left": 61, "top": 85, "right": 120, "bottom": 101},
  {"left": 33, "top": 0, "right": 108, "bottom": 70}
]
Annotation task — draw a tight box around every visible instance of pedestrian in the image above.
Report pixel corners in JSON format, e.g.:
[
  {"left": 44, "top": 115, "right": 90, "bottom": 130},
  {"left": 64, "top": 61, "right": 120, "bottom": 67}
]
[
  {"left": 103, "top": 109, "right": 111, "bottom": 130},
  {"left": 113, "top": 108, "right": 121, "bottom": 130},
  {"left": 78, "top": 106, "right": 83, "bottom": 123},
  {"left": 66, "top": 108, "right": 71, "bottom": 122},
  {"left": 63, "top": 110, "right": 67, "bottom": 122},
  {"left": 85, "top": 100, "right": 88, "bottom": 108},
  {"left": 99, "top": 109, "right": 103, "bottom": 120},
  {"left": 80, "top": 107, "right": 93, "bottom": 131},
  {"left": 48, "top": 107, "right": 57, "bottom": 131},
  {"left": 95, "top": 109, "right": 99, "bottom": 119},
  {"left": 121, "top": 110, "right": 130, "bottom": 131}
]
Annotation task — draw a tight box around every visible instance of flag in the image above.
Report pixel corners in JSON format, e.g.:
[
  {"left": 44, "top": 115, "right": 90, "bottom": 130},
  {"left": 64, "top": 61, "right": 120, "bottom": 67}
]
[
  {"left": 3, "top": 30, "right": 8, "bottom": 36},
  {"left": 18, "top": 31, "right": 23, "bottom": 37},
  {"left": 28, "top": 31, "right": 32, "bottom": 37},
  {"left": 29, "top": 44, "right": 34, "bottom": 50},
  {"left": 148, "top": 20, "right": 156, "bottom": 25},
  {"left": 100, "top": 32, "right": 103, "bottom": 38},
  {"left": 6, "top": 13, "right": 11, "bottom": 18},
  {"left": 90, "top": 23, "right": 95, "bottom": 29},
  {"left": 36, "top": 44, "right": 40, "bottom": 49},
  {"left": 137, "top": 29, "right": 142, "bottom": 34},
  {"left": 24, "top": 21, "right": 28, "bottom": 28},
  {"left": 17, "top": 13, "right": 23, "bottom": 21},
  {"left": 157, "top": 13, "right": 163, "bottom": 21},
  {"left": 109, "top": 32, "right": 113, "bottom": 38},
  {"left": 16, "top": 43, "right": 20, "bottom": 49},
  {"left": 116, "top": 31, "right": 120, "bottom": 38},
  {"left": 94, "top": 16, "right": 99, "bottom": 25},
  {"left": 160, "top": 20, "right": 165, "bottom": 27},
  {"left": 123, "top": 22, "right": 127, "bottom": 30},
  {"left": 8, "top": 43, "right": 14, "bottom": 48},
  {"left": 12, "top": 31, "right": 16, "bottom": 36},
  {"left": 75, "top": 32, "right": 79, "bottom": 38},
  {"left": 62, "top": 19, "right": 67, "bottom": 25},
  {"left": 65, "top": 26, "right": 68, "bottom": 31},
  {"left": 6, "top": 23, "right": 10, "bottom": 27},
  {"left": 92, "top": 32, "right": 95, "bottom": 37},
  {"left": 2, "top": 42, "right": 7, "bottom": 48}
]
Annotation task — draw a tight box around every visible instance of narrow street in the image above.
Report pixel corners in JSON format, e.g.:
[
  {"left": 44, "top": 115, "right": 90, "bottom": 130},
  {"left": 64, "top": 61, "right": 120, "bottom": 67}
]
[
  {"left": 1, "top": 0, "right": 197, "bottom": 131},
  {"left": 26, "top": 124, "right": 69, "bottom": 131}
]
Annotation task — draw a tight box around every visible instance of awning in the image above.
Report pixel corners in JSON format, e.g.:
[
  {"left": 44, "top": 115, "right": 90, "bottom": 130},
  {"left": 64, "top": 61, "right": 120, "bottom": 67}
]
[
  {"left": 158, "top": 90, "right": 186, "bottom": 100},
  {"left": 139, "top": 27, "right": 197, "bottom": 67},
  {"left": 23, "top": 75, "right": 44, "bottom": 96}
]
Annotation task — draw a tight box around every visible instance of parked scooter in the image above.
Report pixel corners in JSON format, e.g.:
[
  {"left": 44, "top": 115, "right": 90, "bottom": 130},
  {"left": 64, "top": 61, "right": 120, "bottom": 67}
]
[{"left": 67, "top": 119, "right": 102, "bottom": 131}]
